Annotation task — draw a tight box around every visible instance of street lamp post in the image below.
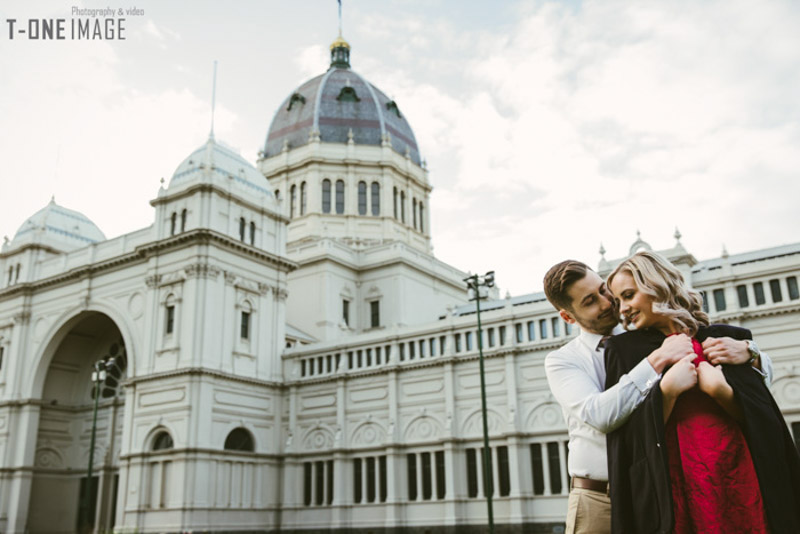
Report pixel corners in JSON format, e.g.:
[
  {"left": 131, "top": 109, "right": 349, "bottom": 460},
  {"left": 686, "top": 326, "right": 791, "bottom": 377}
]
[
  {"left": 81, "top": 357, "right": 114, "bottom": 533},
  {"left": 464, "top": 270, "right": 495, "bottom": 534}
]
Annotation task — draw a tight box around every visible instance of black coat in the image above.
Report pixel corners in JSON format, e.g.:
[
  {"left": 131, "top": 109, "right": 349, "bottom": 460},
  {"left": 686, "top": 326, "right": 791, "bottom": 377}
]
[{"left": 604, "top": 324, "right": 800, "bottom": 534}]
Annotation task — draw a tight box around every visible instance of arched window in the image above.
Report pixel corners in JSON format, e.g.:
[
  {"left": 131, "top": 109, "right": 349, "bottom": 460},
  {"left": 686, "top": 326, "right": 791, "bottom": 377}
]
[
  {"left": 152, "top": 431, "right": 174, "bottom": 451},
  {"left": 14, "top": 264, "right": 20, "bottom": 283},
  {"left": 322, "top": 179, "right": 332, "bottom": 213},
  {"left": 300, "top": 181, "right": 307, "bottom": 215},
  {"left": 400, "top": 191, "right": 406, "bottom": 223},
  {"left": 7, "top": 267, "right": 12, "bottom": 286},
  {"left": 180, "top": 209, "right": 187, "bottom": 232},
  {"left": 419, "top": 201, "right": 424, "bottom": 233},
  {"left": 357, "top": 181, "right": 367, "bottom": 215},
  {"left": 393, "top": 187, "right": 398, "bottom": 219},
  {"left": 224, "top": 427, "right": 255, "bottom": 452},
  {"left": 335, "top": 180, "right": 345, "bottom": 214},
  {"left": 290, "top": 185, "right": 297, "bottom": 218},
  {"left": 412, "top": 198, "right": 418, "bottom": 229},
  {"left": 170, "top": 212, "right": 177, "bottom": 236},
  {"left": 274, "top": 189, "right": 281, "bottom": 200},
  {"left": 239, "top": 217, "right": 246, "bottom": 241},
  {"left": 164, "top": 295, "right": 176, "bottom": 335},
  {"left": 371, "top": 182, "right": 380, "bottom": 216},
  {"left": 249, "top": 221, "right": 256, "bottom": 245}
]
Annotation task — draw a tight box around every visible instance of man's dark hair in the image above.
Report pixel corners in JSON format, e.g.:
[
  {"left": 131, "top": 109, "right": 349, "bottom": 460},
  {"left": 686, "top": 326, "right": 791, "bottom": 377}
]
[{"left": 543, "top": 260, "right": 591, "bottom": 311}]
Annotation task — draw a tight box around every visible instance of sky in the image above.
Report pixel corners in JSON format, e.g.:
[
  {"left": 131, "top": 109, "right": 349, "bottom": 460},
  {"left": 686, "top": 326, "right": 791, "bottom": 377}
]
[{"left": 1, "top": 0, "right": 799, "bottom": 296}]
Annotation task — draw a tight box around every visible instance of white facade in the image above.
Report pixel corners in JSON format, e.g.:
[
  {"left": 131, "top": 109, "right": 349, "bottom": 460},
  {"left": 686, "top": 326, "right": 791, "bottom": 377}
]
[{"left": 1, "top": 39, "right": 799, "bottom": 534}]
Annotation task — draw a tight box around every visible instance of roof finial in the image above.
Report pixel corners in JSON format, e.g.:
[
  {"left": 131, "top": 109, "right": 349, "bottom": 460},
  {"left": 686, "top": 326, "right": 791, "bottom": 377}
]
[
  {"left": 338, "top": 0, "right": 343, "bottom": 37},
  {"left": 674, "top": 227, "right": 682, "bottom": 243},
  {"left": 210, "top": 60, "right": 218, "bottom": 139},
  {"left": 599, "top": 242, "right": 606, "bottom": 260}
]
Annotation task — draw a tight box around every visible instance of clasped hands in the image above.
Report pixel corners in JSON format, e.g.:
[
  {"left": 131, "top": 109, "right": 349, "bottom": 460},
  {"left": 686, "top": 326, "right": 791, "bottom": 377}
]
[{"left": 656, "top": 335, "right": 743, "bottom": 399}]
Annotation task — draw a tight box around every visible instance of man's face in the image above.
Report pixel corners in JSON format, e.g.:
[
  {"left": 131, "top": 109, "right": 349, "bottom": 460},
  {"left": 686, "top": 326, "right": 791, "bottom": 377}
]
[{"left": 559, "top": 271, "right": 618, "bottom": 335}]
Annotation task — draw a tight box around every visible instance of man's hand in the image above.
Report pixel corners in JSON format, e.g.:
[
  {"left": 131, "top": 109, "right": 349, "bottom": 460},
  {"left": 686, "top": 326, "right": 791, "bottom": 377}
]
[
  {"left": 702, "top": 337, "right": 749, "bottom": 366},
  {"left": 648, "top": 334, "right": 695, "bottom": 373}
]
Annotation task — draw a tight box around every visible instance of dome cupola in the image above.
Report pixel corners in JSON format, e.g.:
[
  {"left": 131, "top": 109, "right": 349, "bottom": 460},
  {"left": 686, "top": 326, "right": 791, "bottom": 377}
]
[
  {"left": 7, "top": 198, "right": 105, "bottom": 253},
  {"left": 262, "top": 37, "right": 421, "bottom": 165}
]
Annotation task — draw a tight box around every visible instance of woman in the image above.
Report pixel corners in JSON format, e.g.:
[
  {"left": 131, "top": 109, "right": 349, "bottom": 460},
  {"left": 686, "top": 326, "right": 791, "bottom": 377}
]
[{"left": 604, "top": 251, "right": 800, "bottom": 534}]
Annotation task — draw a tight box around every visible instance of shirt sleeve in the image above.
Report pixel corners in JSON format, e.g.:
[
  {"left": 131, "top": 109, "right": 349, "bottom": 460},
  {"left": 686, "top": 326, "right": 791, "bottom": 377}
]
[
  {"left": 756, "top": 350, "right": 774, "bottom": 386},
  {"left": 545, "top": 348, "right": 659, "bottom": 434}
]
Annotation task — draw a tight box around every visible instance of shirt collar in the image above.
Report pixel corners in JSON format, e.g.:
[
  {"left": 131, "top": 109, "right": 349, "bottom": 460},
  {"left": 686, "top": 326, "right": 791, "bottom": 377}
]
[{"left": 578, "top": 324, "right": 625, "bottom": 352}]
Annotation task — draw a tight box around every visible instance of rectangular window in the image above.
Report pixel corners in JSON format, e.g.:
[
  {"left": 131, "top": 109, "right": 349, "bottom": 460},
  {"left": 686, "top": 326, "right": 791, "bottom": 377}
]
[
  {"left": 303, "top": 462, "right": 312, "bottom": 505},
  {"left": 565, "top": 321, "right": 572, "bottom": 335},
  {"left": 465, "top": 332, "right": 473, "bottom": 351},
  {"left": 737, "top": 284, "right": 749, "bottom": 308},
  {"left": 454, "top": 333, "right": 462, "bottom": 353},
  {"left": 379, "top": 455, "right": 388, "bottom": 502},
  {"left": 165, "top": 305, "right": 175, "bottom": 334},
  {"left": 430, "top": 338, "right": 437, "bottom": 357},
  {"left": 547, "top": 442, "right": 562, "bottom": 494},
  {"left": 700, "top": 290, "right": 709, "bottom": 313},
  {"left": 370, "top": 300, "right": 380, "bottom": 328},
  {"left": 439, "top": 335, "right": 447, "bottom": 355},
  {"left": 515, "top": 323, "right": 523, "bottom": 343},
  {"left": 497, "top": 446, "right": 510, "bottom": 497},
  {"left": 498, "top": 326, "right": 506, "bottom": 346},
  {"left": 480, "top": 447, "right": 493, "bottom": 497},
  {"left": 488, "top": 328, "right": 495, "bottom": 347},
  {"left": 342, "top": 299, "right": 350, "bottom": 326},
  {"left": 315, "top": 460, "right": 324, "bottom": 505},
  {"left": 435, "top": 450, "right": 446, "bottom": 499},
  {"left": 539, "top": 319, "right": 548, "bottom": 339},
  {"left": 551, "top": 317, "right": 560, "bottom": 337},
  {"left": 240, "top": 311, "right": 250, "bottom": 340},
  {"left": 0, "top": 346, "right": 4, "bottom": 371},
  {"left": 353, "top": 458, "right": 362, "bottom": 503},
  {"left": 466, "top": 448, "right": 478, "bottom": 498},
  {"left": 789, "top": 276, "right": 800, "bottom": 300},
  {"left": 421, "top": 452, "right": 432, "bottom": 500},
  {"left": 366, "top": 457, "right": 376, "bottom": 503},
  {"left": 530, "top": 443, "right": 544, "bottom": 495},
  {"left": 409, "top": 341, "right": 415, "bottom": 360},
  {"left": 527, "top": 321, "right": 535, "bottom": 341},
  {"left": 419, "top": 340, "right": 426, "bottom": 358},
  {"left": 754, "top": 282, "right": 766, "bottom": 305},
  {"left": 407, "top": 453, "right": 418, "bottom": 501},
  {"left": 770, "top": 279, "right": 783, "bottom": 303},
  {"left": 713, "top": 289, "right": 726, "bottom": 312},
  {"left": 327, "top": 459, "right": 334, "bottom": 505}
]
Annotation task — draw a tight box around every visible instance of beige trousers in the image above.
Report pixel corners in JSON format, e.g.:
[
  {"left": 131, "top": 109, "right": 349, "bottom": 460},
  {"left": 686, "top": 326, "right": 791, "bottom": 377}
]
[{"left": 565, "top": 487, "right": 611, "bottom": 534}]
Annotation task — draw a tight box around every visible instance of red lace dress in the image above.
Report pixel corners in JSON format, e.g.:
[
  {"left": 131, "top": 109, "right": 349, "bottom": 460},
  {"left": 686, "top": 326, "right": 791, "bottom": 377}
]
[{"left": 664, "top": 338, "right": 769, "bottom": 533}]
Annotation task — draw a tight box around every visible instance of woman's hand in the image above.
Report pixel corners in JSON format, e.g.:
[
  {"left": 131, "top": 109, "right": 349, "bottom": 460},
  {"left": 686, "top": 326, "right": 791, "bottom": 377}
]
[
  {"left": 661, "top": 353, "right": 698, "bottom": 396},
  {"left": 697, "top": 361, "right": 743, "bottom": 422},
  {"left": 660, "top": 353, "right": 697, "bottom": 422},
  {"left": 697, "top": 361, "right": 729, "bottom": 397}
]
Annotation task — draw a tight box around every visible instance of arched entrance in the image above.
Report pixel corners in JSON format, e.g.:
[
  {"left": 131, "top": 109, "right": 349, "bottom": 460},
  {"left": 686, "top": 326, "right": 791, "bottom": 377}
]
[{"left": 27, "top": 312, "right": 127, "bottom": 534}]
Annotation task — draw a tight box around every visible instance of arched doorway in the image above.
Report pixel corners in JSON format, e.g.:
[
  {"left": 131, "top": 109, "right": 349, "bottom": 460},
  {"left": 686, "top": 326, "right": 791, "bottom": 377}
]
[{"left": 27, "top": 312, "right": 127, "bottom": 534}]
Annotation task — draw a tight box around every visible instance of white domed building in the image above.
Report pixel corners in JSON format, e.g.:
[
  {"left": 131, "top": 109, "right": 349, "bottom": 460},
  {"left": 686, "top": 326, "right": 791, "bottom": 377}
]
[{"left": 1, "top": 36, "right": 800, "bottom": 534}]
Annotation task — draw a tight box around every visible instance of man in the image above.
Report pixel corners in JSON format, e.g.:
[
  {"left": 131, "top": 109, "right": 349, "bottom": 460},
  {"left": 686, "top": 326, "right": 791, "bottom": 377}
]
[{"left": 542, "top": 260, "right": 771, "bottom": 534}]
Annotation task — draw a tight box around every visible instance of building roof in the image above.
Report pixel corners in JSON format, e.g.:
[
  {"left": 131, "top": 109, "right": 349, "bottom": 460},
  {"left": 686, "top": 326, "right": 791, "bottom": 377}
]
[
  {"left": 169, "top": 135, "right": 276, "bottom": 201},
  {"left": 692, "top": 242, "right": 800, "bottom": 272},
  {"left": 262, "top": 37, "right": 421, "bottom": 165},
  {"left": 8, "top": 198, "right": 105, "bottom": 252}
]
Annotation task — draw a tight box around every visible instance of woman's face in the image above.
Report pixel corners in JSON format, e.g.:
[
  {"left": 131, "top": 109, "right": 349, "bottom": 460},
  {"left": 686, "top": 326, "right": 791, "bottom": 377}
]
[{"left": 609, "top": 270, "right": 670, "bottom": 332}]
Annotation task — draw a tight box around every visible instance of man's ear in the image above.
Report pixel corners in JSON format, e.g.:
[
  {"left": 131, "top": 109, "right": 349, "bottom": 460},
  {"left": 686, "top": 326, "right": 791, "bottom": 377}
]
[{"left": 559, "top": 309, "right": 577, "bottom": 324}]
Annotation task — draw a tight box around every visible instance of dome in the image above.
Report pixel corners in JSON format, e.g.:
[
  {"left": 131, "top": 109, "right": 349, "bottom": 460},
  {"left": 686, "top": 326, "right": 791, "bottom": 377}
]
[
  {"left": 169, "top": 136, "right": 275, "bottom": 201},
  {"left": 10, "top": 198, "right": 106, "bottom": 252},
  {"left": 263, "top": 38, "right": 421, "bottom": 165}
]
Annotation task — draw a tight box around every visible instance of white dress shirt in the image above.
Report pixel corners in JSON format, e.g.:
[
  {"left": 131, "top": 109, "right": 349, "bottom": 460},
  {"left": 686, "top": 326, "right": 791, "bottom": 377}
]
[{"left": 544, "top": 325, "right": 658, "bottom": 481}]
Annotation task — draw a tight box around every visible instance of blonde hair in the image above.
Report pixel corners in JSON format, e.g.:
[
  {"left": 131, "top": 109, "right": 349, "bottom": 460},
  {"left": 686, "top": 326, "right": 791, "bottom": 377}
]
[{"left": 607, "top": 251, "right": 709, "bottom": 335}]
